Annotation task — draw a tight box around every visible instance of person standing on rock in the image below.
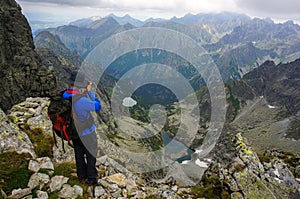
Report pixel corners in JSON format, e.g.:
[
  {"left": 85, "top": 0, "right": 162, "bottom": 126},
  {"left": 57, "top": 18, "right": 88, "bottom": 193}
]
[{"left": 62, "top": 71, "right": 101, "bottom": 186}]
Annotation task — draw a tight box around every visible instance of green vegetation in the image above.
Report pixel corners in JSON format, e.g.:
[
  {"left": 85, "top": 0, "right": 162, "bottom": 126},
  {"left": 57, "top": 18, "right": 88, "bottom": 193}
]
[
  {"left": 233, "top": 164, "right": 246, "bottom": 173},
  {"left": 285, "top": 118, "right": 300, "bottom": 140},
  {"left": 54, "top": 162, "right": 78, "bottom": 185},
  {"left": 130, "top": 105, "right": 150, "bottom": 123},
  {"left": 48, "top": 191, "right": 60, "bottom": 199},
  {"left": 145, "top": 136, "right": 162, "bottom": 151},
  {"left": 0, "top": 152, "right": 32, "bottom": 194},
  {"left": 257, "top": 153, "right": 271, "bottom": 163},
  {"left": 226, "top": 85, "right": 241, "bottom": 121},
  {"left": 188, "top": 175, "right": 231, "bottom": 199},
  {"left": 26, "top": 128, "right": 54, "bottom": 158}
]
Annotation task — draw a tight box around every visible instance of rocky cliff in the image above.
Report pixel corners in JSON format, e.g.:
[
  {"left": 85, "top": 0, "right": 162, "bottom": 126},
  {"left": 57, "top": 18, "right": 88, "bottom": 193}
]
[
  {"left": 0, "top": 0, "right": 56, "bottom": 112},
  {"left": 202, "top": 133, "right": 300, "bottom": 199}
]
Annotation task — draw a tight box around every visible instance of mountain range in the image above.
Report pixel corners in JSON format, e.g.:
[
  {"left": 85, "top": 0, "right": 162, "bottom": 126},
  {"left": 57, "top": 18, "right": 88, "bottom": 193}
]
[{"left": 34, "top": 12, "right": 300, "bottom": 83}]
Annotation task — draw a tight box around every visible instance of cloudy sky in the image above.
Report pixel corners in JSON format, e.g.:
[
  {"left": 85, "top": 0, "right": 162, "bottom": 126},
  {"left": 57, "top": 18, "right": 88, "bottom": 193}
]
[{"left": 16, "top": 0, "right": 300, "bottom": 26}]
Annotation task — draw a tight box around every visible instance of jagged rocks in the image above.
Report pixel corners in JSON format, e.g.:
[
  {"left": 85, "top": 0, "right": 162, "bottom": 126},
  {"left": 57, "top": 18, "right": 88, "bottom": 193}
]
[
  {"left": 8, "top": 97, "right": 51, "bottom": 132},
  {"left": 204, "top": 133, "right": 300, "bottom": 199},
  {"left": 0, "top": 108, "right": 36, "bottom": 158},
  {"left": 7, "top": 97, "right": 75, "bottom": 163},
  {"left": 27, "top": 173, "right": 50, "bottom": 190},
  {"left": 49, "top": 176, "right": 69, "bottom": 192},
  {"left": 0, "top": 0, "right": 57, "bottom": 112},
  {"left": 8, "top": 188, "right": 31, "bottom": 199}
]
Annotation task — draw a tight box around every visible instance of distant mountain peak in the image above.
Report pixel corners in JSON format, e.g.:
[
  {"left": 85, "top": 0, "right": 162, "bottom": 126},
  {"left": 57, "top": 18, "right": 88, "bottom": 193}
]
[
  {"left": 91, "top": 16, "right": 101, "bottom": 21},
  {"left": 105, "top": 13, "right": 144, "bottom": 27}
]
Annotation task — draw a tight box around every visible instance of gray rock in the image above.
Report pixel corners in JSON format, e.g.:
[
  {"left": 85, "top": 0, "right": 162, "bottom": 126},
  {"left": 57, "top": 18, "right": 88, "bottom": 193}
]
[
  {"left": 0, "top": 108, "right": 36, "bottom": 158},
  {"left": 132, "top": 191, "right": 146, "bottom": 199},
  {"left": 177, "top": 188, "right": 191, "bottom": 195},
  {"left": 8, "top": 188, "right": 31, "bottom": 199},
  {"left": 268, "top": 161, "right": 300, "bottom": 190},
  {"left": 49, "top": 176, "right": 69, "bottom": 192},
  {"left": 94, "top": 186, "right": 106, "bottom": 198},
  {"left": 27, "top": 114, "right": 53, "bottom": 136},
  {"left": 27, "top": 173, "right": 50, "bottom": 189},
  {"left": 58, "top": 184, "right": 80, "bottom": 199},
  {"left": 209, "top": 134, "right": 300, "bottom": 198},
  {"left": 162, "top": 190, "right": 180, "bottom": 199},
  {"left": 28, "top": 160, "right": 40, "bottom": 173},
  {"left": 52, "top": 140, "right": 75, "bottom": 163},
  {"left": 108, "top": 184, "right": 119, "bottom": 193},
  {"left": 36, "top": 190, "right": 48, "bottom": 199},
  {"left": 28, "top": 157, "right": 54, "bottom": 173},
  {"left": 73, "top": 185, "right": 83, "bottom": 198},
  {"left": 126, "top": 178, "right": 138, "bottom": 193},
  {"left": 98, "top": 179, "right": 110, "bottom": 189},
  {"left": 111, "top": 188, "right": 122, "bottom": 198},
  {"left": 97, "top": 155, "right": 108, "bottom": 166}
]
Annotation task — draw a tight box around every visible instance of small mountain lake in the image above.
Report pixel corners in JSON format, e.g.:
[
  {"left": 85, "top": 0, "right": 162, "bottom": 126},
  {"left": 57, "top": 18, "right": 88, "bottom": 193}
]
[{"left": 161, "top": 131, "right": 194, "bottom": 163}]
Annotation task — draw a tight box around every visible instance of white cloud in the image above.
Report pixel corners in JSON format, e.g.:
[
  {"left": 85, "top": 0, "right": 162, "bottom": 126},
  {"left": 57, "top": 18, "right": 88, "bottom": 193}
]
[
  {"left": 122, "top": 97, "right": 137, "bottom": 107},
  {"left": 234, "top": 0, "right": 300, "bottom": 21},
  {"left": 16, "top": 0, "right": 300, "bottom": 23}
]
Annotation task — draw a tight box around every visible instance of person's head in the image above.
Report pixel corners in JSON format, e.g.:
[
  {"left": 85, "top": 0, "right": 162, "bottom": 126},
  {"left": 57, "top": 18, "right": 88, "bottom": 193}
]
[{"left": 69, "top": 71, "right": 89, "bottom": 93}]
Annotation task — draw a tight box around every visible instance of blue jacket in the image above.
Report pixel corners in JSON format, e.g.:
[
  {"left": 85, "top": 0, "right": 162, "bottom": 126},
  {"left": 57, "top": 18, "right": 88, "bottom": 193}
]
[{"left": 62, "top": 88, "right": 101, "bottom": 136}]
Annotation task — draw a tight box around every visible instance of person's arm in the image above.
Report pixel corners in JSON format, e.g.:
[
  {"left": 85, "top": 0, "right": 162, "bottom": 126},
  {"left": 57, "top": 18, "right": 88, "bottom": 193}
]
[
  {"left": 85, "top": 82, "right": 101, "bottom": 111},
  {"left": 62, "top": 91, "right": 73, "bottom": 100},
  {"left": 80, "top": 97, "right": 101, "bottom": 112}
]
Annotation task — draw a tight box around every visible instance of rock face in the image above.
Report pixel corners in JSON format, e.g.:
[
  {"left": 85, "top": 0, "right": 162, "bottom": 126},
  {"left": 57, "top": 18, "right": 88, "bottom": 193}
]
[
  {"left": 206, "top": 133, "right": 300, "bottom": 199},
  {"left": 0, "top": 0, "right": 56, "bottom": 111},
  {"left": 243, "top": 59, "right": 300, "bottom": 115},
  {"left": 0, "top": 107, "right": 36, "bottom": 158}
]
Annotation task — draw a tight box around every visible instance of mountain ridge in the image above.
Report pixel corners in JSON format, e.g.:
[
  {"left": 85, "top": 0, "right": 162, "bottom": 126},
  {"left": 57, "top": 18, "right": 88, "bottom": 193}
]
[{"left": 0, "top": 0, "right": 57, "bottom": 111}]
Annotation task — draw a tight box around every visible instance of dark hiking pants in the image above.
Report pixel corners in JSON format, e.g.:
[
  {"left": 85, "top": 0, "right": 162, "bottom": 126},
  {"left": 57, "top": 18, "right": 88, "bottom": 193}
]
[{"left": 73, "top": 132, "right": 98, "bottom": 185}]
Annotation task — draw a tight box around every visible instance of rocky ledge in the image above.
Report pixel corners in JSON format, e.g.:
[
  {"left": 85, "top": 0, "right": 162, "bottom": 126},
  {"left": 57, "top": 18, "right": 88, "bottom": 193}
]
[{"left": 199, "top": 133, "right": 300, "bottom": 199}]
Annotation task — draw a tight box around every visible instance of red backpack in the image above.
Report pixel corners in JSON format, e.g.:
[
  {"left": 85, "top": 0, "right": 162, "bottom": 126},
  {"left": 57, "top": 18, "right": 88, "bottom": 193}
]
[{"left": 51, "top": 93, "right": 83, "bottom": 152}]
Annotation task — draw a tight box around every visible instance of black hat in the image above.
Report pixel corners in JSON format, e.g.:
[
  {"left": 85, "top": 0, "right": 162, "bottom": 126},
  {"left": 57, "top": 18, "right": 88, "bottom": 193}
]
[{"left": 69, "top": 70, "right": 89, "bottom": 88}]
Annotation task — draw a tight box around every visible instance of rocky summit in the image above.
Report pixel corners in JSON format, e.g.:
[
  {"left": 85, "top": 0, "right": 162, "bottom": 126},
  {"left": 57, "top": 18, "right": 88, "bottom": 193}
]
[{"left": 0, "top": 0, "right": 56, "bottom": 111}]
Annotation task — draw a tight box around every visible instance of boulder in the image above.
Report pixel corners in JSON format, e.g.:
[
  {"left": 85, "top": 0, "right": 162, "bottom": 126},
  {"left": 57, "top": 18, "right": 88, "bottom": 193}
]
[
  {"left": 27, "top": 173, "right": 50, "bottom": 189},
  {"left": 28, "top": 157, "right": 54, "bottom": 173},
  {"left": 94, "top": 186, "right": 106, "bottom": 198},
  {"left": 36, "top": 190, "right": 48, "bottom": 199},
  {"left": 105, "top": 173, "right": 127, "bottom": 188},
  {"left": 49, "top": 176, "right": 69, "bottom": 192},
  {"left": 58, "top": 184, "right": 83, "bottom": 199},
  {"left": 0, "top": 108, "right": 35, "bottom": 158},
  {"left": 8, "top": 188, "right": 31, "bottom": 199}
]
